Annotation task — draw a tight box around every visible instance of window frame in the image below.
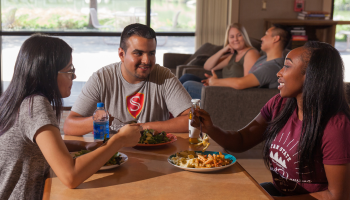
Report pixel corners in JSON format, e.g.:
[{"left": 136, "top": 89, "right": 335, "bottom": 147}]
[{"left": 0, "top": 0, "right": 195, "bottom": 94}]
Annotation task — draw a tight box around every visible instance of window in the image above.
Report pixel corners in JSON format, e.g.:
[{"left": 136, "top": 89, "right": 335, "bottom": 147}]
[
  {"left": 333, "top": 0, "right": 350, "bottom": 82},
  {"left": 0, "top": 0, "right": 196, "bottom": 106},
  {"left": 150, "top": 0, "right": 196, "bottom": 32}
]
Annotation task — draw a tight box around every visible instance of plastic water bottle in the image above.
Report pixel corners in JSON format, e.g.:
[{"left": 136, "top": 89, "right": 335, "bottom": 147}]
[{"left": 92, "top": 102, "right": 109, "bottom": 140}]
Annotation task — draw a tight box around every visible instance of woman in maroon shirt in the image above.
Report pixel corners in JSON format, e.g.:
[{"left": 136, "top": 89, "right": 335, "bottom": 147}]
[{"left": 191, "top": 41, "right": 350, "bottom": 199}]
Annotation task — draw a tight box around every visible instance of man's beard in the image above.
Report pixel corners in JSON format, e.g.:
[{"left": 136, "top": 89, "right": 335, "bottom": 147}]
[{"left": 134, "top": 65, "right": 152, "bottom": 79}]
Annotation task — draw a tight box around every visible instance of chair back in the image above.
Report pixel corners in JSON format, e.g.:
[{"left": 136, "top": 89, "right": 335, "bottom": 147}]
[
  {"left": 89, "top": 8, "right": 101, "bottom": 28},
  {"left": 202, "top": 87, "right": 279, "bottom": 131}
]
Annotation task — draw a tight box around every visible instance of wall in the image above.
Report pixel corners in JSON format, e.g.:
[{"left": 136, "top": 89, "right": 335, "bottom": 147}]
[{"left": 239, "top": 0, "right": 323, "bottom": 39}]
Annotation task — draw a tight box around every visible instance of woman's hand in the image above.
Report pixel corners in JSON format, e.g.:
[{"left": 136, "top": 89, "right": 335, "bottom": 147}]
[
  {"left": 113, "top": 124, "right": 141, "bottom": 147},
  {"left": 203, "top": 44, "right": 234, "bottom": 71},
  {"left": 223, "top": 44, "right": 235, "bottom": 54},
  {"left": 191, "top": 109, "right": 215, "bottom": 133}
]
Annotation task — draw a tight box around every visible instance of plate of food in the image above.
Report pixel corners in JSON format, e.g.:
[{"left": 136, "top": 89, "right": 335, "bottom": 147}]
[
  {"left": 168, "top": 150, "right": 236, "bottom": 172},
  {"left": 136, "top": 129, "right": 177, "bottom": 146},
  {"left": 72, "top": 150, "right": 128, "bottom": 170}
]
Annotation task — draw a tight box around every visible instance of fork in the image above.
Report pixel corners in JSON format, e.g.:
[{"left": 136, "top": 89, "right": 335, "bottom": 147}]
[
  {"left": 110, "top": 117, "right": 141, "bottom": 133},
  {"left": 113, "top": 117, "right": 138, "bottom": 125}
]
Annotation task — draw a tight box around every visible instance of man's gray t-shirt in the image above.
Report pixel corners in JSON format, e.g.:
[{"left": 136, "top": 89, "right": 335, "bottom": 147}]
[
  {"left": 248, "top": 55, "right": 284, "bottom": 88},
  {"left": 72, "top": 62, "right": 192, "bottom": 124},
  {"left": 0, "top": 95, "right": 59, "bottom": 200}
]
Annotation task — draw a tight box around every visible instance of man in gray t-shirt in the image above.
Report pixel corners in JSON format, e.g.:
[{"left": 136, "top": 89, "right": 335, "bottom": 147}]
[
  {"left": 248, "top": 55, "right": 284, "bottom": 88},
  {"left": 64, "top": 24, "right": 191, "bottom": 135},
  {"left": 199, "top": 25, "right": 290, "bottom": 90}
]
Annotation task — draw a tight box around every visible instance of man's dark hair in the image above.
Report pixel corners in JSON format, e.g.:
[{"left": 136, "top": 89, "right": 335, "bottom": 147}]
[
  {"left": 272, "top": 24, "right": 292, "bottom": 49},
  {"left": 120, "top": 23, "right": 157, "bottom": 52}
]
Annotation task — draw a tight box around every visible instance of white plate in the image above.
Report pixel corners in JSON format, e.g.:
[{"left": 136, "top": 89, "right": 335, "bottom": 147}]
[
  {"left": 99, "top": 152, "right": 128, "bottom": 170},
  {"left": 168, "top": 151, "right": 236, "bottom": 172},
  {"left": 71, "top": 151, "right": 128, "bottom": 171}
]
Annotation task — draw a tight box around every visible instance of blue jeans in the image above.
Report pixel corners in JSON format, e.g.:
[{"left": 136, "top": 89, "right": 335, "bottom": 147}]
[
  {"left": 183, "top": 80, "right": 203, "bottom": 99},
  {"left": 180, "top": 74, "right": 204, "bottom": 99},
  {"left": 179, "top": 74, "right": 203, "bottom": 84}
]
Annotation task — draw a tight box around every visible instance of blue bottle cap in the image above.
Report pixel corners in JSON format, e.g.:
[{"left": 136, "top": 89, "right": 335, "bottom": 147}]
[{"left": 97, "top": 102, "right": 104, "bottom": 107}]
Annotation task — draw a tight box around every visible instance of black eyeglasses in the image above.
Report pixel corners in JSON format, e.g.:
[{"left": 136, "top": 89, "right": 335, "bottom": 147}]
[{"left": 58, "top": 64, "right": 76, "bottom": 79}]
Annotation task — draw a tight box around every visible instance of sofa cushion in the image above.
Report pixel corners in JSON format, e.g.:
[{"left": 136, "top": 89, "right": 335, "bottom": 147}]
[
  {"left": 249, "top": 37, "right": 262, "bottom": 52},
  {"left": 184, "top": 43, "right": 222, "bottom": 64},
  {"left": 187, "top": 54, "right": 211, "bottom": 66}
]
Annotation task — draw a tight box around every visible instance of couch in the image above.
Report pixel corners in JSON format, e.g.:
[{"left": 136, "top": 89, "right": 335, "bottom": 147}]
[
  {"left": 163, "top": 37, "right": 263, "bottom": 78},
  {"left": 202, "top": 86, "right": 279, "bottom": 158}
]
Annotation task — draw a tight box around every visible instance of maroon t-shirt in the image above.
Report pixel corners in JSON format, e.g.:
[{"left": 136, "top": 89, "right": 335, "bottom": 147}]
[{"left": 261, "top": 94, "right": 350, "bottom": 195}]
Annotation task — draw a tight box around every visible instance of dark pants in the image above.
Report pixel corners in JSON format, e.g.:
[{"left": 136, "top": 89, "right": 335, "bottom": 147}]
[
  {"left": 260, "top": 182, "right": 284, "bottom": 197},
  {"left": 179, "top": 74, "right": 204, "bottom": 99}
]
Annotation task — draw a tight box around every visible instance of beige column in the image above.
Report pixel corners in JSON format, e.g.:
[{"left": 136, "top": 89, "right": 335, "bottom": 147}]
[
  {"left": 322, "top": 0, "right": 333, "bottom": 14},
  {"left": 228, "top": 0, "right": 239, "bottom": 26},
  {"left": 195, "top": 0, "right": 231, "bottom": 49}
]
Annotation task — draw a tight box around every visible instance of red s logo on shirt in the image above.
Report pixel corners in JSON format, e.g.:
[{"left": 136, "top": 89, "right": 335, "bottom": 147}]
[{"left": 126, "top": 92, "right": 145, "bottom": 118}]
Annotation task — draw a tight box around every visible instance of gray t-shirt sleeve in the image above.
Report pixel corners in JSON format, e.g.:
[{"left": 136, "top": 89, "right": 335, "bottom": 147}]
[
  {"left": 71, "top": 72, "right": 102, "bottom": 117},
  {"left": 162, "top": 69, "right": 192, "bottom": 117},
  {"left": 19, "top": 95, "right": 59, "bottom": 142},
  {"left": 252, "top": 58, "right": 284, "bottom": 88}
]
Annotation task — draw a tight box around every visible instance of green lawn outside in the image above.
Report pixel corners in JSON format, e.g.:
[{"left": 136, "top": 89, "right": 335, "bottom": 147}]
[{"left": 1, "top": 0, "right": 196, "bottom": 32}]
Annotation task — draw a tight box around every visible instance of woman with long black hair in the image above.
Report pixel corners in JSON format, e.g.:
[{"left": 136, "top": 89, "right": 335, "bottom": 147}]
[
  {"left": 0, "top": 34, "right": 141, "bottom": 200},
  {"left": 191, "top": 41, "right": 350, "bottom": 199}
]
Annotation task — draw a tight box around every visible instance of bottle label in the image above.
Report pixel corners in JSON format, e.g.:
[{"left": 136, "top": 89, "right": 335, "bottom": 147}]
[
  {"left": 93, "top": 121, "right": 109, "bottom": 140},
  {"left": 189, "top": 119, "right": 200, "bottom": 138}
]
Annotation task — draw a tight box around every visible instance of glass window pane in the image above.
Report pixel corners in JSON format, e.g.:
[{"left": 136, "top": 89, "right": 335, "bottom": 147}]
[
  {"left": 335, "top": 25, "right": 350, "bottom": 82},
  {"left": 1, "top": 35, "right": 194, "bottom": 106},
  {"left": 150, "top": 0, "right": 196, "bottom": 32},
  {"left": 333, "top": 0, "right": 350, "bottom": 21},
  {"left": 1, "top": 0, "right": 146, "bottom": 32},
  {"left": 333, "top": 0, "right": 350, "bottom": 82}
]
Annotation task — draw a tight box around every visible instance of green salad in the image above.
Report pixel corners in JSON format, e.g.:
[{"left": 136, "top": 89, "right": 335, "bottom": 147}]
[
  {"left": 138, "top": 129, "right": 170, "bottom": 144},
  {"left": 73, "top": 150, "right": 123, "bottom": 166}
]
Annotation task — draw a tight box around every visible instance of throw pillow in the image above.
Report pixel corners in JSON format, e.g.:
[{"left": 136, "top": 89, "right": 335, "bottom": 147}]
[
  {"left": 187, "top": 54, "right": 210, "bottom": 66},
  {"left": 184, "top": 43, "right": 223, "bottom": 64}
]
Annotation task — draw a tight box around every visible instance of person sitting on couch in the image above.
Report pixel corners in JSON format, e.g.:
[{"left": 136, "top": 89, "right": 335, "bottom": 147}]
[
  {"left": 182, "top": 24, "right": 291, "bottom": 99},
  {"left": 179, "top": 23, "right": 260, "bottom": 85}
]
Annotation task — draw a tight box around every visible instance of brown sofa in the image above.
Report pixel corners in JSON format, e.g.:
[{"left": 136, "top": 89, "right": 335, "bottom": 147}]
[
  {"left": 201, "top": 86, "right": 279, "bottom": 158},
  {"left": 163, "top": 37, "right": 263, "bottom": 78}
]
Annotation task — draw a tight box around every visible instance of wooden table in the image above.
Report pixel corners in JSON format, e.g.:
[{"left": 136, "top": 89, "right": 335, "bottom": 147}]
[{"left": 43, "top": 133, "right": 273, "bottom": 200}]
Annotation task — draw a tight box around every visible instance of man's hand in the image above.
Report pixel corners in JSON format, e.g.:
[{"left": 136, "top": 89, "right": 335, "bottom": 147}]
[
  {"left": 109, "top": 114, "right": 115, "bottom": 126},
  {"left": 138, "top": 123, "right": 149, "bottom": 130},
  {"left": 202, "top": 70, "right": 218, "bottom": 86}
]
